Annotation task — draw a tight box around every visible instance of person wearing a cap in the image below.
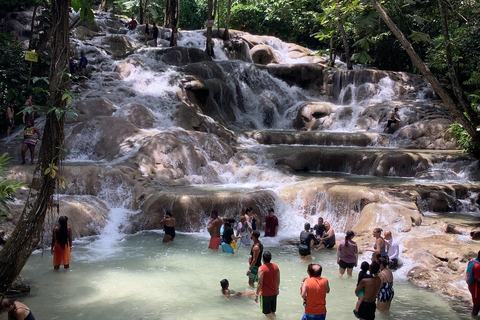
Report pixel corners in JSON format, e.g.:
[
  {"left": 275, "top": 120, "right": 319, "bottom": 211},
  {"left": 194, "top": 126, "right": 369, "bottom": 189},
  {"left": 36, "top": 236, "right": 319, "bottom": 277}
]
[
  {"left": 336, "top": 230, "right": 358, "bottom": 278},
  {"left": 263, "top": 208, "right": 278, "bottom": 237}
]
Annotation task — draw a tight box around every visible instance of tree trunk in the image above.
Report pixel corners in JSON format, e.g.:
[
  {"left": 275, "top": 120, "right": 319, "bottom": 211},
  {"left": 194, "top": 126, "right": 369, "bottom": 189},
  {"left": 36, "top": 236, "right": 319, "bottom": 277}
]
[
  {"left": 372, "top": 0, "right": 480, "bottom": 145},
  {"left": 166, "top": 0, "right": 179, "bottom": 47},
  {"left": 329, "top": 30, "right": 336, "bottom": 68},
  {"left": 0, "top": 0, "right": 69, "bottom": 293},
  {"left": 336, "top": 5, "right": 352, "bottom": 70},
  {"left": 28, "top": 5, "right": 38, "bottom": 50},
  {"left": 139, "top": 0, "right": 144, "bottom": 25},
  {"left": 205, "top": 0, "right": 214, "bottom": 57},
  {"left": 222, "top": 0, "right": 232, "bottom": 40},
  {"left": 164, "top": 0, "right": 170, "bottom": 28},
  {"left": 438, "top": 0, "right": 478, "bottom": 124}
]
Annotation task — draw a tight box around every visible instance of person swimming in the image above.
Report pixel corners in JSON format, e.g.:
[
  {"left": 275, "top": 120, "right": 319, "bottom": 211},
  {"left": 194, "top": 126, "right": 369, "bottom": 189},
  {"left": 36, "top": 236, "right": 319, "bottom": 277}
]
[{"left": 220, "top": 279, "right": 255, "bottom": 300}]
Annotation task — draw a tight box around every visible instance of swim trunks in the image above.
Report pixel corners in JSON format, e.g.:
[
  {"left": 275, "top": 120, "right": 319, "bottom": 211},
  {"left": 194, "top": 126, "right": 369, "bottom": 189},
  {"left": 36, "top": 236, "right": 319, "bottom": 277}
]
[
  {"left": 301, "top": 313, "right": 326, "bottom": 320},
  {"left": 164, "top": 225, "right": 175, "bottom": 239},
  {"left": 260, "top": 295, "right": 277, "bottom": 314},
  {"left": 299, "top": 248, "right": 311, "bottom": 256},
  {"left": 377, "top": 282, "right": 394, "bottom": 302},
  {"left": 386, "top": 119, "right": 397, "bottom": 127},
  {"left": 339, "top": 260, "right": 355, "bottom": 269},
  {"left": 209, "top": 237, "right": 221, "bottom": 249},
  {"left": 358, "top": 301, "right": 376, "bottom": 320},
  {"left": 249, "top": 265, "right": 259, "bottom": 283}
]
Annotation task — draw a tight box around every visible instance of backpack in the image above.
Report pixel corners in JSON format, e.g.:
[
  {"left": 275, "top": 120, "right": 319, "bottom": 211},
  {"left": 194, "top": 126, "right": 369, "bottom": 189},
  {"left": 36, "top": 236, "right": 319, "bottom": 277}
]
[{"left": 466, "top": 258, "right": 479, "bottom": 285}]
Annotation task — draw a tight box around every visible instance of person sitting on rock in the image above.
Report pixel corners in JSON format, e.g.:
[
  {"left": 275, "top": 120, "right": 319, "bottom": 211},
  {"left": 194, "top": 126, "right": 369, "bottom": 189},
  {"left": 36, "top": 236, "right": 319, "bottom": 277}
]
[{"left": 383, "top": 107, "right": 401, "bottom": 133}]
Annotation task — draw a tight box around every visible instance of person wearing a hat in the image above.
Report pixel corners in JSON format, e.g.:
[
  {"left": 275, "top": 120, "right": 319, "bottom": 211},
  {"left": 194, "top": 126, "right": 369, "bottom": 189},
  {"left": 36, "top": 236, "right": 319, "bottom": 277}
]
[
  {"left": 336, "top": 230, "right": 358, "bottom": 278},
  {"left": 221, "top": 218, "right": 242, "bottom": 254}
]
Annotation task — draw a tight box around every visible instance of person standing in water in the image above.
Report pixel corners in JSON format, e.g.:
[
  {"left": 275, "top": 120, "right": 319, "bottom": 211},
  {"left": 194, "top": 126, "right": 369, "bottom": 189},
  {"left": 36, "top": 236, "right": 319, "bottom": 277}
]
[
  {"left": 245, "top": 207, "right": 259, "bottom": 230},
  {"left": 207, "top": 209, "right": 223, "bottom": 250},
  {"left": 152, "top": 23, "right": 159, "bottom": 47},
  {"left": 364, "top": 228, "right": 390, "bottom": 261},
  {"left": 51, "top": 215, "right": 72, "bottom": 270},
  {"left": 247, "top": 230, "right": 263, "bottom": 287},
  {"left": 1, "top": 298, "right": 36, "bottom": 320},
  {"left": 263, "top": 208, "right": 278, "bottom": 237},
  {"left": 355, "top": 261, "right": 382, "bottom": 320},
  {"left": 237, "top": 215, "right": 252, "bottom": 246},
  {"left": 298, "top": 222, "right": 319, "bottom": 261},
  {"left": 21, "top": 120, "right": 41, "bottom": 165},
  {"left": 376, "top": 257, "right": 394, "bottom": 315},
  {"left": 159, "top": 210, "right": 176, "bottom": 243},
  {"left": 144, "top": 23, "right": 150, "bottom": 45},
  {"left": 337, "top": 230, "right": 358, "bottom": 278},
  {"left": 255, "top": 251, "right": 280, "bottom": 319},
  {"left": 300, "top": 263, "right": 330, "bottom": 320}
]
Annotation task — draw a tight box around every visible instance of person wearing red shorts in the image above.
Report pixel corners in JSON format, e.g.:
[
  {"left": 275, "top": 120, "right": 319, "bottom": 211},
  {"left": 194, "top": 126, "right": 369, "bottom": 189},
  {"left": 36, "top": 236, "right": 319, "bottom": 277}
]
[{"left": 207, "top": 209, "right": 223, "bottom": 249}]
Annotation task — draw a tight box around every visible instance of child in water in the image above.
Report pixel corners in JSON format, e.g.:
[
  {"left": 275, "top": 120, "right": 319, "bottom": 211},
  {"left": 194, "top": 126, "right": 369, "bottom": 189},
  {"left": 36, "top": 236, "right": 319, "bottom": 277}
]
[
  {"left": 220, "top": 279, "right": 255, "bottom": 301},
  {"left": 354, "top": 261, "right": 373, "bottom": 318}
]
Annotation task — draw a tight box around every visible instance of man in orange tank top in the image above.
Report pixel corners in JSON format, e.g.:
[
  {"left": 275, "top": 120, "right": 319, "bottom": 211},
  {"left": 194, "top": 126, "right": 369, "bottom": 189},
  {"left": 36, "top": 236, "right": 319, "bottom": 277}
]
[
  {"left": 300, "top": 263, "right": 330, "bottom": 320},
  {"left": 255, "top": 251, "right": 280, "bottom": 319}
]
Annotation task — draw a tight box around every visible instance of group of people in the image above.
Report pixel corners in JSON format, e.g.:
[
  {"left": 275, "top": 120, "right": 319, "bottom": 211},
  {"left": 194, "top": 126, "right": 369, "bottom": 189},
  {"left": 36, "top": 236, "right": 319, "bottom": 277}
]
[
  {"left": 3, "top": 208, "right": 478, "bottom": 320},
  {"left": 207, "top": 207, "right": 279, "bottom": 254},
  {"left": 68, "top": 50, "right": 88, "bottom": 77},
  {"left": 211, "top": 208, "right": 401, "bottom": 320},
  {"left": 126, "top": 17, "right": 160, "bottom": 47},
  {"left": 298, "top": 217, "right": 336, "bottom": 261}
]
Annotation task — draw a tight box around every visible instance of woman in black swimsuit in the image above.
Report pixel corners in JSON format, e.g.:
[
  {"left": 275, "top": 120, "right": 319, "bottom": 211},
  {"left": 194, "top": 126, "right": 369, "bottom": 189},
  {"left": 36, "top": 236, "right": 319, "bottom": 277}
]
[
  {"left": 159, "top": 210, "right": 176, "bottom": 243},
  {"left": 1, "top": 298, "right": 36, "bottom": 320}
]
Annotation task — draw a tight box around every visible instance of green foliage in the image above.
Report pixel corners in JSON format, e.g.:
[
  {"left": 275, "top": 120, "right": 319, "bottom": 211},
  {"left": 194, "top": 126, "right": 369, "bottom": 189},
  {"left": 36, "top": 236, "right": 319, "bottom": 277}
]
[
  {"left": 229, "top": 0, "right": 323, "bottom": 47},
  {"left": 446, "top": 123, "right": 480, "bottom": 157},
  {"left": 0, "top": 31, "right": 30, "bottom": 125},
  {"left": 72, "top": 0, "right": 95, "bottom": 22},
  {"left": 0, "top": 153, "right": 26, "bottom": 217},
  {"left": 180, "top": 0, "right": 208, "bottom": 30}
]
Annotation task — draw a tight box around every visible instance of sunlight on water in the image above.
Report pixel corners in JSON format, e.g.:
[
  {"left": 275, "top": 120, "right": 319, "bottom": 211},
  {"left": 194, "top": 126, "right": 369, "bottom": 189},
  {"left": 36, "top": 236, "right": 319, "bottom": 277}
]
[{"left": 20, "top": 233, "right": 469, "bottom": 320}]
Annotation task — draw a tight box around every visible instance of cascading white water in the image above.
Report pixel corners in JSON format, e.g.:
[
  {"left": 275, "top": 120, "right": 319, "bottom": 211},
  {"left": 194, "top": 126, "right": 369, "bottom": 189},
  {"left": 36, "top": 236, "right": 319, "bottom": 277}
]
[{"left": 8, "top": 11, "right": 477, "bottom": 320}]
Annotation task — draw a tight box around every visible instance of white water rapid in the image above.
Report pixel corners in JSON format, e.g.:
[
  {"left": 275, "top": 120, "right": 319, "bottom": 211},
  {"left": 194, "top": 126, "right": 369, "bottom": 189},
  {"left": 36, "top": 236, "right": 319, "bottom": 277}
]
[{"left": 2, "top": 10, "right": 479, "bottom": 320}]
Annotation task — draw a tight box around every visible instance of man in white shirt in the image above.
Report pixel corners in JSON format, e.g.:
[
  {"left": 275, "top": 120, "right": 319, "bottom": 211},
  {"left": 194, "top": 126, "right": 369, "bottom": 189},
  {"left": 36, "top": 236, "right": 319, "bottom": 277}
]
[{"left": 384, "top": 230, "right": 400, "bottom": 269}]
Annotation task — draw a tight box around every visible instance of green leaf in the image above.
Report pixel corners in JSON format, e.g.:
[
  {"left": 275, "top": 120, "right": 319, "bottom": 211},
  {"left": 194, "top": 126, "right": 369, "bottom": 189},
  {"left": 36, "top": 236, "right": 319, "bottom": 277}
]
[
  {"left": 410, "top": 31, "right": 431, "bottom": 43},
  {"left": 71, "top": 0, "right": 82, "bottom": 12},
  {"left": 351, "top": 52, "right": 373, "bottom": 64},
  {"left": 87, "top": 9, "right": 95, "bottom": 22}
]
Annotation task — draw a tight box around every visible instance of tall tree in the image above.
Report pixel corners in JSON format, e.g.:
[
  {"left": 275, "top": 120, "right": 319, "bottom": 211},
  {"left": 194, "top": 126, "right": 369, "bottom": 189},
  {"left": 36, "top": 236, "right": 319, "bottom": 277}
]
[
  {"left": 372, "top": 0, "right": 480, "bottom": 147},
  {"left": 336, "top": 3, "right": 352, "bottom": 69},
  {"left": 0, "top": 0, "right": 70, "bottom": 293},
  {"left": 222, "top": 0, "right": 232, "bottom": 40},
  {"left": 165, "top": 0, "right": 179, "bottom": 46}
]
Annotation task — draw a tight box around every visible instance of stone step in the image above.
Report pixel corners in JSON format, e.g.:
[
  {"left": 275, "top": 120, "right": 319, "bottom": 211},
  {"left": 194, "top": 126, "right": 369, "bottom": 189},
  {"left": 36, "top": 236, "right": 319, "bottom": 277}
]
[
  {"left": 247, "top": 144, "right": 474, "bottom": 177},
  {"left": 240, "top": 130, "right": 389, "bottom": 147}
]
